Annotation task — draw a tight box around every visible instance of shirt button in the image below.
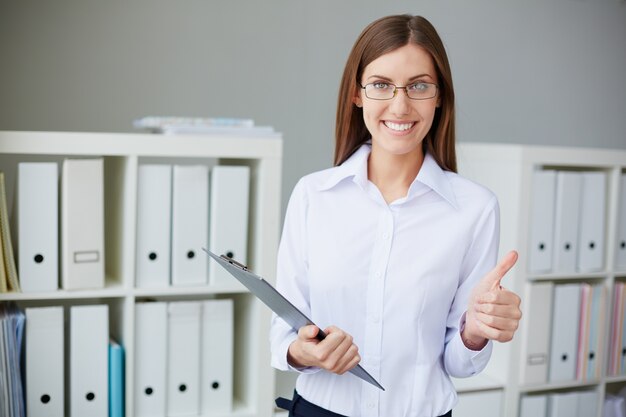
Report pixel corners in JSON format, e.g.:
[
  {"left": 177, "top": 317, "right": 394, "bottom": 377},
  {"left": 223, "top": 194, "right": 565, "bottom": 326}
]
[
  {"left": 376, "top": 272, "right": 382, "bottom": 279},
  {"left": 367, "top": 403, "right": 375, "bottom": 409}
]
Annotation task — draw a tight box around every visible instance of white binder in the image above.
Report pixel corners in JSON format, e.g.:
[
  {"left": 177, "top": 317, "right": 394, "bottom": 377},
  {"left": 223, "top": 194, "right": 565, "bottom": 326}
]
[
  {"left": 548, "top": 283, "right": 581, "bottom": 382},
  {"left": 577, "top": 172, "right": 606, "bottom": 272},
  {"left": 454, "top": 391, "right": 502, "bottom": 417},
  {"left": 548, "top": 392, "right": 579, "bottom": 417},
  {"left": 519, "top": 282, "right": 553, "bottom": 385},
  {"left": 552, "top": 172, "right": 582, "bottom": 272},
  {"left": 576, "top": 391, "right": 598, "bottom": 417},
  {"left": 201, "top": 299, "right": 234, "bottom": 414},
  {"left": 171, "top": 165, "right": 209, "bottom": 286},
  {"left": 586, "top": 285, "right": 605, "bottom": 380},
  {"left": 528, "top": 170, "right": 556, "bottom": 273},
  {"left": 136, "top": 165, "right": 172, "bottom": 288},
  {"left": 519, "top": 394, "right": 547, "bottom": 417},
  {"left": 208, "top": 166, "right": 250, "bottom": 286},
  {"left": 167, "top": 301, "right": 202, "bottom": 416},
  {"left": 25, "top": 307, "right": 64, "bottom": 417},
  {"left": 617, "top": 173, "right": 626, "bottom": 270},
  {"left": 61, "top": 159, "right": 105, "bottom": 290},
  {"left": 134, "top": 302, "right": 168, "bottom": 417},
  {"left": 17, "top": 162, "right": 59, "bottom": 292},
  {"left": 69, "top": 304, "right": 108, "bottom": 417}
]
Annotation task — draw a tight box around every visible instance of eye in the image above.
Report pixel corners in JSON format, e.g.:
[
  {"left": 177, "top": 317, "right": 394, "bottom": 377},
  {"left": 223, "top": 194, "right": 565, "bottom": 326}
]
[
  {"left": 408, "top": 82, "right": 429, "bottom": 91},
  {"left": 371, "top": 82, "right": 391, "bottom": 90}
]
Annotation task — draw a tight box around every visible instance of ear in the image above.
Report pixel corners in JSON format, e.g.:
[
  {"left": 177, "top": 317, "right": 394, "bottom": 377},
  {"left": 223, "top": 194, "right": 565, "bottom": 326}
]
[
  {"left": 353, "top": 95, "right": 363, "bottom": 108},
  {"left": 436, "top": 98, "right": 442, "bottom": 108}
]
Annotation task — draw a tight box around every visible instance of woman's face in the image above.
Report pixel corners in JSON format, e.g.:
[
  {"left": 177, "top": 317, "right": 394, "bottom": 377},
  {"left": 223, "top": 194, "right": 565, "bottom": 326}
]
[{"left": 355, "top": 43, "right": 440, "bottom": 159}]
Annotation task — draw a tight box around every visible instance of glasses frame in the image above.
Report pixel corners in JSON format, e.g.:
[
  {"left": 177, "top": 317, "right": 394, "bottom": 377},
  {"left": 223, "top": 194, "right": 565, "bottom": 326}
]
[{"left": 359, "top": 82, "right": 439, "bottom": 101}]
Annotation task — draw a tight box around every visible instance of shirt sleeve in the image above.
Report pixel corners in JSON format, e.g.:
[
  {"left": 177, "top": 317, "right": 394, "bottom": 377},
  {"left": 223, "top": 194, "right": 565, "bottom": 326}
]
[
  {"left": 443, "top": 195, "right": 499, "bottom": 378},
  {"left": 269, "top": 178, "right": 320, "bottom": 373}
]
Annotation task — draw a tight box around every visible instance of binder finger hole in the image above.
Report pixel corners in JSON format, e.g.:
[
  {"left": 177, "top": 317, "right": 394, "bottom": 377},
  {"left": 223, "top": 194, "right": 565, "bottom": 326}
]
[
  {"left": 145, "top": 387, "right": 153, "bottom": 396},
  {"left": 86, "top": 392, "right": 95, "bottom": 401},
  {"left": 226, "top": 251, "right": 234, "bottom": 258},
  {"left": 588, "top": 241, "right": 595, "bottom": 250},
  {"left": 40, "top": 394, "right": 50, "bottom": 404},
  {"left": 212, "top": 381, "right": 220, "bottom": 390},
  {"left": 179, "top": 384, "right": 187, "bottom": 392},
  {"left": 148, "top": 252, "right": 157, "bottom": 261},
  {"left": 34, "top": 254, "right": 44, "bottom": 263},
  {"left": 187, "top": 250, "right": 195, "bottom": 259},
  {"left": 561, "top": 354, "right": 568, "bottom": 362},
  {"left": 621, "top": 241, "right": 625, "bottom": 249},
  {"left": 538, "top": 243, "right": 545, "bottom": 251},
  {"left": 564, "top": 243, "right": 571, "bottom": 251}
]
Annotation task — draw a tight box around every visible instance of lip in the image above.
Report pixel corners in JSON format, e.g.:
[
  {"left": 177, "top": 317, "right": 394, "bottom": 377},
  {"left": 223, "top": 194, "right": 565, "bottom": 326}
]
[{"left": 382, "top": 120, "right": 417, "bottom": 136}]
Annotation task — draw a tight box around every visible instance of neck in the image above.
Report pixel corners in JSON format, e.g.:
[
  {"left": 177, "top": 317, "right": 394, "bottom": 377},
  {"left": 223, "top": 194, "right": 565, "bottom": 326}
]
[{"left": 367, "top": 144, "right": 425, "bottom": 204}]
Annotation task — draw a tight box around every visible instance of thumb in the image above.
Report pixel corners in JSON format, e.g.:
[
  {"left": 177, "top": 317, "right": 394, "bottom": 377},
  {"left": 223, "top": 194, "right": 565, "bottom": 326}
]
[
  {"left": 298, "top": 325, "right": 319, "bottom": 340},
  {"left": 482, "top": 250, "right": 518, "bottom": 290}
]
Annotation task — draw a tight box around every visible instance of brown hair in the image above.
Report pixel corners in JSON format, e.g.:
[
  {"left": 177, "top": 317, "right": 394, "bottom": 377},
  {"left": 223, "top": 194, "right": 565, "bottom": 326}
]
[{"left": 334, "top": 15, "right": 457, "bottom": 172}]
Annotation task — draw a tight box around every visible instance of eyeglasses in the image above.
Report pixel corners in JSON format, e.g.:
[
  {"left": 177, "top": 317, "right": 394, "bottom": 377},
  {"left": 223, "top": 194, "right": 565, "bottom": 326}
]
[{"left": 360, "top": 81, "right": 439, "bottom": 100}]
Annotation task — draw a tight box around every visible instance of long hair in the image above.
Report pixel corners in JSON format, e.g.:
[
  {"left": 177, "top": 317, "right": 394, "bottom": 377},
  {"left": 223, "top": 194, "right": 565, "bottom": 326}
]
[{"left": 334, "top": 15, "right": 457, "bottom": 172}]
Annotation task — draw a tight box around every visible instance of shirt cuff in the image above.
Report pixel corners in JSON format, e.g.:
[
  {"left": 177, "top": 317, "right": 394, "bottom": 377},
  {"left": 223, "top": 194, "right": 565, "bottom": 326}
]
[{"left": 456, "top": 312, "right": 493, "bottom": 371}]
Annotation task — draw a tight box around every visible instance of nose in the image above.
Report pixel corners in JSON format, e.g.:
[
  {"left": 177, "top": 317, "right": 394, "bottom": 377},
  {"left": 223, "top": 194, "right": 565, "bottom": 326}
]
[{"left": 389, "top": 88, "right": 411, "bottom": 115}]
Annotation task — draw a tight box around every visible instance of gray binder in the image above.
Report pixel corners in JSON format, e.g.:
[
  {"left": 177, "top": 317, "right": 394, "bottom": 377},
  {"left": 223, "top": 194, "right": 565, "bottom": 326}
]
[{"left": 203, "top": 249, "right": 384, "bottom": 391}]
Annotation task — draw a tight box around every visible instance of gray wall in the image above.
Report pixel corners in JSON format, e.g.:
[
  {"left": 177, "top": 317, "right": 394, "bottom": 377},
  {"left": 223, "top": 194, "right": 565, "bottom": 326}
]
[{"left": 1, "top": 0, "right": 625, "bottom": 213}]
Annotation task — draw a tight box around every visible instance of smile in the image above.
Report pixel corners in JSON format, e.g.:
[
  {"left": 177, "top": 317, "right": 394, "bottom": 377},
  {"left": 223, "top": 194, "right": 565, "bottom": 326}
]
[{"left": 383, "top": 121, "right": 415, "bottom": 132}]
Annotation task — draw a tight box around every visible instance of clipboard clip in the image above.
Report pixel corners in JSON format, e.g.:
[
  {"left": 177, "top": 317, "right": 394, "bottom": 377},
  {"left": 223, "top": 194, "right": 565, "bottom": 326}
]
[{"left": 220, "top": 254, "right": 249, "bottom": 271}]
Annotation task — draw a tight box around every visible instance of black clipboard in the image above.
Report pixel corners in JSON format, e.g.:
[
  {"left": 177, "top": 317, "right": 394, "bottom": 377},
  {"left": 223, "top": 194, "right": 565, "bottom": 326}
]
[{"left": 203, "top": 248, "right": 384, "bottom": 391}]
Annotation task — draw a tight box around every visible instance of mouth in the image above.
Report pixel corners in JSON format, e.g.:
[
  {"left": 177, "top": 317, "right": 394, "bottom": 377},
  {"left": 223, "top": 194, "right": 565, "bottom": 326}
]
[{"left": 383, "top": 121, "right": 415, "bottom": 133}]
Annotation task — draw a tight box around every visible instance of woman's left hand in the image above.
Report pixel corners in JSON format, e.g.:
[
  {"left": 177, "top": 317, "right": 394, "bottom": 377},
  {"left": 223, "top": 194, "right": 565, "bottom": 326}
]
[{"left": 463, "top": 250, "right": 522, "bottom": 349}]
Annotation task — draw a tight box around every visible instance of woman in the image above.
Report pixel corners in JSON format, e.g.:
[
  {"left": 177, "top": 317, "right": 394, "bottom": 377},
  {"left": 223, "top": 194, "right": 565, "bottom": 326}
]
[{"left": 271, "top": 14, "right": 521, "bottom": 417}]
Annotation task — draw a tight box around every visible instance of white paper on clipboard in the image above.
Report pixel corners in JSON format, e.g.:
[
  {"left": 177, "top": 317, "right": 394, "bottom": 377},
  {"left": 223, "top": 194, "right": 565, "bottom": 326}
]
[{"left": 203, "top": 248, "right": 384, "bottom": 391}]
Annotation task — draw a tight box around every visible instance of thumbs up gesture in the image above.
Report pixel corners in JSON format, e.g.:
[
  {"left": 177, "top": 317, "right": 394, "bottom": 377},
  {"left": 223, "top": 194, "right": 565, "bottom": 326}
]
[{"left": 463, "top": 251, "right": 522, "bottom": 349}]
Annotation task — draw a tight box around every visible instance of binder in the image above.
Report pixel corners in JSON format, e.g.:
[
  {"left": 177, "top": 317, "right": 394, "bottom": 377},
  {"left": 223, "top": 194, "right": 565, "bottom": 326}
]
[
  {"left": 519, "top": 394, "right": 547, "bottom": 417},
  {"left": 548, "top": 392, "right": 579, "bottom": 417},
  {"left": 0, "top": 172, "right": 20, "bottom": 292},
  {"left": 548, "top": 284, "right": 581, "bottom": 382},
  {"left": 609, "top": 282, "right": 625, "bottom": 376},
  {"left": 577, "top": 172, "right": 606, "bottom": 272},
  {"left": 577, "top": 391, "right": 598, "bottom": 417},
  {"left": 200, "top": 299, "right": 234, "bottom": 414},
  {"left": 171, "top": 165, "right": 209, "bottom": 286},
  {"left": 519, "top": 282, "right": 553, "bottom": 385},
  {"left": 167, "top": 301, "right": 202, "bottom": 416},
  {"left": 208, "top": 166, "right": 250, "bottom": 286},
  {"left": 61, "top": 159, "right": 105, "bottom": 290},
  {"left": 575, "top": 284, "right": 591, "bottom": 380},
  {"left": 69, "top": 304, "right": 108, "bottom": 417},
  {"left": 528, "top": 170, "right": 556, "bottom": 273},
  {"left": 135, "top": 165, "right": 172, "bottom": 288},
  {"left": 109, "top": 339, "right": 125, "bottom": 417},
  {"left": 25, "top": 306, "right": 64, "bottom": 417},
  {"left": 617, "top": 173, "right": 626, "bottom": 270},
  {"left": 17, "top": 163, "right": 59, "bottom": 292},
  {"left": 454, "top": 391, "right": 502, "bottom": 417},
  {"left": 134, "top": 302, "right": 167, "bottom": 417},
  {"left": 586, "top": 284, "right": 605, "bottom": 379},
  {"left": 552, "top": 172, "right": 582, "bottom": 272}
]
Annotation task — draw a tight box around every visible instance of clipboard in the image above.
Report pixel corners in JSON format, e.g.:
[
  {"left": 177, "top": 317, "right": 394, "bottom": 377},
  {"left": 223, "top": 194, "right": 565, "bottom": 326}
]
[{"left": 203, "top": 248, "right": 385, "bottom": 391}]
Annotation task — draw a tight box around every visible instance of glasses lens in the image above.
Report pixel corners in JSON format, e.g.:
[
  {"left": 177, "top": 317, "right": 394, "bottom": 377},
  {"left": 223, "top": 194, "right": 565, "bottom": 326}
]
[
  {"left": 406, "top": 83, "right": 437, "bottom": 100},
  {"left": 365, "top": 83, "right": 395, "bottom": 100}
]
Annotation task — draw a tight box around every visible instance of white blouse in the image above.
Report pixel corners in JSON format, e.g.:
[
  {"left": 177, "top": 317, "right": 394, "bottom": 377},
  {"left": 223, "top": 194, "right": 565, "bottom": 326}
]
[{"left": 270, "top": 144, "right": 498, "bottom": 417}]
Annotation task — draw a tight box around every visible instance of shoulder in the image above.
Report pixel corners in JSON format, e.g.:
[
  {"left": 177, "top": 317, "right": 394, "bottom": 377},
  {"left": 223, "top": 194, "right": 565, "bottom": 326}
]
[{"left": 445, "top": 171, "right": 498, "bottom": 213}]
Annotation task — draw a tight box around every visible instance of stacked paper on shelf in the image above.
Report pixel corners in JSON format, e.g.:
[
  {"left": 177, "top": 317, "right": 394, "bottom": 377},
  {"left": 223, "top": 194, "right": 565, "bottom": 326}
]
[
  {"left": 133, "top": 116, "right": 275, "bottom": 136},
  {"left": 0, "top": 302, "right": 26, "bottom": 417},
  {"left": 0, "top": 172, "right": 20, "bottom": 293}
]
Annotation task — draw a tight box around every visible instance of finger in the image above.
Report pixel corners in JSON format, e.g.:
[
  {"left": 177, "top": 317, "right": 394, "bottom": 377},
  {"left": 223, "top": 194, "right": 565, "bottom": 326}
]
[
  {"left": 332, "top": 343, "right": 360, "bottom": 374},
  {"left": 473, "top": 317, "right": 515, "bottom": 342},
  {"left": 474, "top": 302, "right": 522, "bottom": 321},
  {"left": 298, "top": 325, "right": 320, "bottom": 340},
  {"left": 473, "top": 311, "right": 520, "bottom": 332},
  {"left": 484, "top": 250, "right": 518, "bottom": 290},
  {"left": 323, "top": 333, "right": 354, "bottom": 368},
  {"left": 477, "top": 289, "right": 521, "bottom": 306}
]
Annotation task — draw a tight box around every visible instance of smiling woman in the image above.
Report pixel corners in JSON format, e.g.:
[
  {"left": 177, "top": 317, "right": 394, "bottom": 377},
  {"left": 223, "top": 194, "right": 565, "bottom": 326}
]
[{"left": 270, "top": 14, "right": 521, "bottom": 417}]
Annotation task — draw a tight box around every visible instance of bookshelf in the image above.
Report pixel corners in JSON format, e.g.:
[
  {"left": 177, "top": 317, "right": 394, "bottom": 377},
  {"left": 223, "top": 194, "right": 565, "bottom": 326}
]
[
  {"left": 0, "top": 130, "right": 283, "bottom": 417},
  {"left": 455, "top": 143, "right": 626, "bottom": 417}
]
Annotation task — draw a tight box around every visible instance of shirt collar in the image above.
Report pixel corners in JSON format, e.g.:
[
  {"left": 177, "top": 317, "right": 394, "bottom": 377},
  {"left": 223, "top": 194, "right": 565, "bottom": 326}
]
[{"left": 318, "top": 143, "right": 459, "bottom": 209}]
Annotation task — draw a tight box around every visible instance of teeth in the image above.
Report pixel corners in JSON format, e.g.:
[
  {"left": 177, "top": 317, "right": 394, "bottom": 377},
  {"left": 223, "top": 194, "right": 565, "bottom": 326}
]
[{"left": 384, "top": 121, "right": 414, "bottom": 131}]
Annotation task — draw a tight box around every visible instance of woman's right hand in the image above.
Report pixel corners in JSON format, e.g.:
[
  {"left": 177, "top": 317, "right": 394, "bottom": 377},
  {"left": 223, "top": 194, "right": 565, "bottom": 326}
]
[{"left": 287, "top": 325, "right": 361, "bottom": 375}]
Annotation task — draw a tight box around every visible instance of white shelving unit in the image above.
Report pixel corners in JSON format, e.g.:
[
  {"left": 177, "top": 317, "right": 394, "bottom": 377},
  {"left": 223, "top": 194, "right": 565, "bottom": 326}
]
[
  {"left": 0, "top": 130, "right": 283, "bottom": 417},
  {"left": 456, "top": 142, "right": 626, "bottom": 417}
]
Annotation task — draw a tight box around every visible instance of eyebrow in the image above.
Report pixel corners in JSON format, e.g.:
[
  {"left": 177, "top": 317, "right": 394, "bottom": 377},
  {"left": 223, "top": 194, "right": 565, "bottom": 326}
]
[{"left": 366, "top": 74, "right": 435, "bottom": 82}]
